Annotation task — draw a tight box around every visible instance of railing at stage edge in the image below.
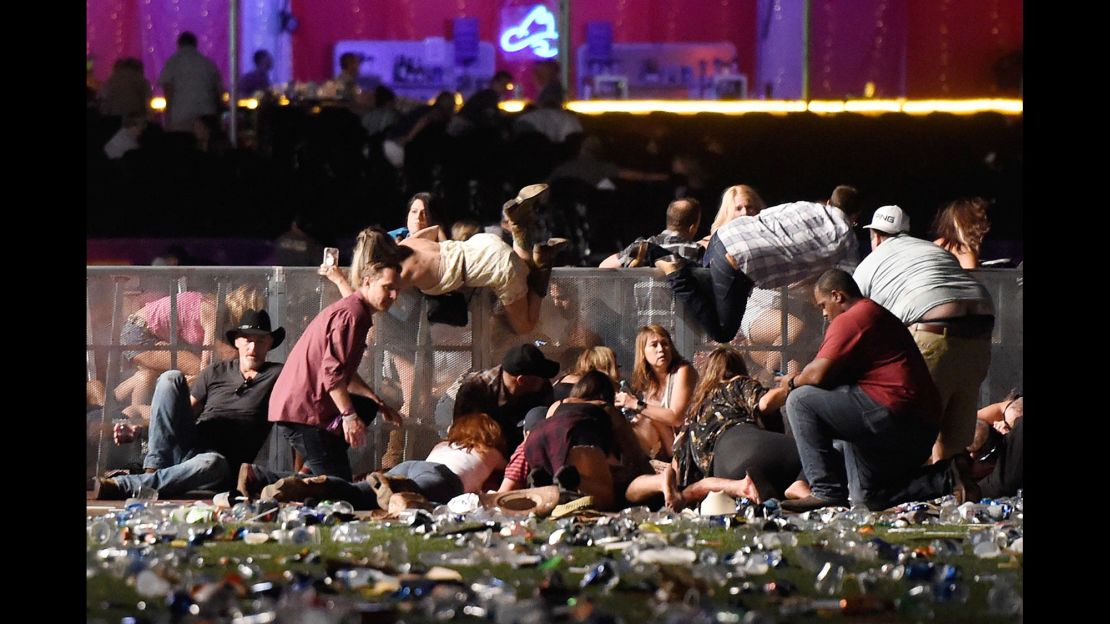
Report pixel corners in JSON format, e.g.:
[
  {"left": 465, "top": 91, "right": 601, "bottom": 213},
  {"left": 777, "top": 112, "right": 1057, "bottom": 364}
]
[{"left": 86, "top": 266, "right": 1022, "bottom": 483}]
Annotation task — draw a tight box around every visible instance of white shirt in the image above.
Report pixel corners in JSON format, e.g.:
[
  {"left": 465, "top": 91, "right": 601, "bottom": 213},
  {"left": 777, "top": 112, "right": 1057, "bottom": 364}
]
[
  {"left": 103, "top": 129, "right": 139, "bottom": 160},
  {"left": 159, "top": 47, "right": 223, "bottom": 132},
  {"left": 426, "top": 442, "right": 506, "bottom": 493},
  {"left": 853, "top": 234, "right": 993, "bottom": 324}
]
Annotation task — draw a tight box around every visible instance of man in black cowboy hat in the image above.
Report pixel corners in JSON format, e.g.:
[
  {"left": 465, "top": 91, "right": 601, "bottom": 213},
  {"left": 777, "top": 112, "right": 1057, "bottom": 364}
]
[{"left": 94, "top": 309, "right": 285, "bottom": 499}]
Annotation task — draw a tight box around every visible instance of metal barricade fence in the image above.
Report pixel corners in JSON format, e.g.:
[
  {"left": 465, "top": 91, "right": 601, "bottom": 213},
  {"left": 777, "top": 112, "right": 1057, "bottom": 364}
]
[{"left": 86, "top": 266, "right": 1022, "bottom": 484}]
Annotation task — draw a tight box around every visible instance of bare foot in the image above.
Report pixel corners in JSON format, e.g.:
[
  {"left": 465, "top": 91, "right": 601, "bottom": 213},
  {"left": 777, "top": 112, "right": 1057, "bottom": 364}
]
[
  {"left": 784, "top": 479, "right": 811, "bottom": 500},
  {"left": 662, "top": 465, "right": 684, "bottom": 511},
  {"left": 725, "top": 477, "right": 761, "bottom": 504}
]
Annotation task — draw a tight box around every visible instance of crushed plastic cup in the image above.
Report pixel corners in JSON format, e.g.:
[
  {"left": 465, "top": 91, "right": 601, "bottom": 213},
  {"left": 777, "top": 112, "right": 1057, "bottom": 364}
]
[
  {"left": 87, "top": 519, "right": 114, "bottom": 546},
  {"left": 446, "top": 493, "right": 480, "bottom": 514},
  {"left": 331, "top": 522, "right": 373, "bottom": 544},
  {"left": 814, "top": 562, "right": 844, "bottom": 596},
  {"left": 135, "top": 569, "right": 172, "bottom": 598}
]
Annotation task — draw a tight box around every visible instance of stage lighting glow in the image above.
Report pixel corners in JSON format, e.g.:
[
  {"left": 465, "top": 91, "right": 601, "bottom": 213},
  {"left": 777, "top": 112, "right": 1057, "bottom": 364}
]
[
  {"left": 500, "top": 5, "right": 559, "bottom": 59},
  {"left": 902, "top": 99, "right": 1023, "bottom": 115},
  {"left": 497, "top": 99, "right": 1022, "bottom": 116}
]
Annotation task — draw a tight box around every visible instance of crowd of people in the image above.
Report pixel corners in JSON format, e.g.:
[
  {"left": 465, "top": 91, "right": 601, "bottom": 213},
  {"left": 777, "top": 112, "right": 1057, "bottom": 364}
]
[{"left": 92, "top": 179, "right": 1020, "bottom": 516}]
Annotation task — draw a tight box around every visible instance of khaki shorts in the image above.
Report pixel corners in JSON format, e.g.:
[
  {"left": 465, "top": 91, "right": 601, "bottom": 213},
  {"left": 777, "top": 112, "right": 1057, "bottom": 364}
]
[{"left": 422, "top": 233, "right": 529, "bottom": 306}]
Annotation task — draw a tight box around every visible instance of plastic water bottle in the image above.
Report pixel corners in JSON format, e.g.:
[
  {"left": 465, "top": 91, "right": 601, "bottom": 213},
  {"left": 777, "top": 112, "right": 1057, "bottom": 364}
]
[{"left": 618, "top": 380, "right": 637, "bottom": 421}]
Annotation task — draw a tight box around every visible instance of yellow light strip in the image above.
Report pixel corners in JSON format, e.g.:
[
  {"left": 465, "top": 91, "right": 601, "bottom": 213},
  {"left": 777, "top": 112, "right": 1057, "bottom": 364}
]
[
  {"left": 568, "top": 100, "right": 808, "bottom": 115},
  {"left": 237, "top": 98, "right": 259, "bottom": 110},
  {"left": 901, "top": 98, "right": 1024, "bottom": 115},
  {"left": 497, "top": 98, "right": 1022, "bottom": 116},
  {"left": 150, "top": 96, "right": 166, "bottom": 111},
  {"left": 841, "top": 99, "right": 905, "bottom": 113}
]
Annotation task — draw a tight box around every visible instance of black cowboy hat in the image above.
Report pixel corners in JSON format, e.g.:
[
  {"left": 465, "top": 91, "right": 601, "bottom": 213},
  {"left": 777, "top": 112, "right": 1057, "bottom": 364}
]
[
  {"left": 225, "top": 309, "right": 285, "bottom": 348},
  {"left": 502, "top": 343, "right": 559, "bottom": 379}
]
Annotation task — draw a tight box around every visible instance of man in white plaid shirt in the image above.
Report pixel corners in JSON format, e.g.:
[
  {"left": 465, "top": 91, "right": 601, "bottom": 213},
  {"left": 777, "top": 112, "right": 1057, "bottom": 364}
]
[{"left": 658, "top": 186, "right": 863, "bottom": 343}]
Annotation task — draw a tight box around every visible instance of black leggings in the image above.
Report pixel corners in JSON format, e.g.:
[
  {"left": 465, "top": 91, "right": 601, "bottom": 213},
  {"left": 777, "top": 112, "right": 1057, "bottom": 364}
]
[
  {"left": 979, "top": 417, "right": 1023, "bottom": 499},
  {"left": 710, "top": 422, "right": 803, "bottom": 500}
]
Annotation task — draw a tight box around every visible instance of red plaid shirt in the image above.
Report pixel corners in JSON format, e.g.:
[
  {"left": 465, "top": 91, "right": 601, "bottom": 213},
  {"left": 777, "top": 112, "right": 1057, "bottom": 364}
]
[{"left": 503, "top": 443, "right": 529, "bottom": 485}]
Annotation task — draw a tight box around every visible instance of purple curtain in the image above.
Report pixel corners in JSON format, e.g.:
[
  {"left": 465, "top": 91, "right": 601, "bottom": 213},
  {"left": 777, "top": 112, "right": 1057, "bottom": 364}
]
[
  {"left": 88, "top": 0, "right": 230, "bottom": 87},
  {"left": 138, "top": 0, "right": 230, "bottom": 90},
  {"left": 87, "top": 0, "right": 141, "bottom": 82},
  {"left": 810, "top": 0, "right": 907, "bottom": 99}
]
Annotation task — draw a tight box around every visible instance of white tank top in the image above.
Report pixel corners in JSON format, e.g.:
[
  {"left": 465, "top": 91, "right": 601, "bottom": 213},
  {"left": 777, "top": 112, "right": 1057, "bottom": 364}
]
[{"left": 426, "top": 442, "right": 506, "bottom": 494}]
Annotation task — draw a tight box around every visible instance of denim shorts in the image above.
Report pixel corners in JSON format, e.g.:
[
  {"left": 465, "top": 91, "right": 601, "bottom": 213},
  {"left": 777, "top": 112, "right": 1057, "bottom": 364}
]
[{"left": 120, "top": 313, "right": 160, "bottom": 361}]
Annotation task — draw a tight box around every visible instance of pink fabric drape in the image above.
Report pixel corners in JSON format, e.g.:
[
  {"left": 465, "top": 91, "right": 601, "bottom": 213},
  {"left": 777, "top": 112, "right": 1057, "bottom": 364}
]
[
  {"left": 88, "top": 0, "right": 229, "bottom": 88},
  {"left": 88, "top": 0, "right": 1021, "bottom": 98},
  {"left": 289, "top": 0, "right": 758, "bottom": 88}
]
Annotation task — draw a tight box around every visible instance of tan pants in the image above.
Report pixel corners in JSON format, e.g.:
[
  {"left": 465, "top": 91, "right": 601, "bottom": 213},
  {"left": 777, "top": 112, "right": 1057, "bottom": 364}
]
[{"left": 912, "top": 329, "right": 992, "bottom": 459}]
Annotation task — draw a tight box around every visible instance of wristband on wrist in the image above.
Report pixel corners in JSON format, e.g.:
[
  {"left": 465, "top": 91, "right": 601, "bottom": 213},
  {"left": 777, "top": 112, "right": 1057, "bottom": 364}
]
[{"left": 788, "top": 377, "right": 797, "bottom": 391}]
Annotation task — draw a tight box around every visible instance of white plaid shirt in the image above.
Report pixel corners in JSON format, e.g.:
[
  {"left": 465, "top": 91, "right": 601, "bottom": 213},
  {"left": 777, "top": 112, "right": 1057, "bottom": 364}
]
[
  {"left": 617, "top": 229, "right": 704, "bottom": 265},
  {"left": 715, "top": 201, "right": 859, "bottom": 288}
]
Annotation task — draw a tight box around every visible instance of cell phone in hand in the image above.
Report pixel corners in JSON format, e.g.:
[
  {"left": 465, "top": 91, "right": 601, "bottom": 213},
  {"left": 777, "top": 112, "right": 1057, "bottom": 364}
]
[{"left": 323, "top": 247, "right": 339, "bottom": 267}]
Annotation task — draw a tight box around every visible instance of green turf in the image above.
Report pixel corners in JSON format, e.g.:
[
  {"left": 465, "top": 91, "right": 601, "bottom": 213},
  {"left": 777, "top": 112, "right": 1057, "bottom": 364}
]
[{"left": 87, "top": 511, "right": 1022, "bottom": 622}]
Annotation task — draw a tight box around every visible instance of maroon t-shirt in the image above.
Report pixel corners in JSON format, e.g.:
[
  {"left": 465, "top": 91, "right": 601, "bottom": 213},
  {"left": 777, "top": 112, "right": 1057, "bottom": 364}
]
[
  {"left": 816, "top": 299, "right": 940, "bottom": 424},
  {"left": 269, "top": 293, "right": 375, "bottom": 430}
]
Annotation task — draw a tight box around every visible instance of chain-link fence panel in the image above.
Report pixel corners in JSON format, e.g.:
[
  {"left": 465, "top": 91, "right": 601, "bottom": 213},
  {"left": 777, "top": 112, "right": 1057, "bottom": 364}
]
[{"left": 87, "top": 266, "right": 1021, "bottom": 487}]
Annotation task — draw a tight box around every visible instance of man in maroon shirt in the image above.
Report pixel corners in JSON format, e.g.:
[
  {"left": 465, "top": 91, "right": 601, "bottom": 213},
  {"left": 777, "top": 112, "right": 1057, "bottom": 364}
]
[
  {"left": 264, "top": 256, "right": 403, "bottom": 482},
  {"left": 779, "top": 269, "right": 978, "bottom": 512}
]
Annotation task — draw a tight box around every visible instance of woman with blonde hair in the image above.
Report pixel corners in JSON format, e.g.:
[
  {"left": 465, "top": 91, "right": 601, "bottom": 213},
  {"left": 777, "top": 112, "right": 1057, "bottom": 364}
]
[
  {"left": 704, "top": 184, "right": 766, "bottom": 243},
  {"left": 552, "top": 346, "right": 621, "bottom": 401},
  {"left": 614, "top": 324, "right": 696, "bottom": 459},
  {"left": 321, "top": 187, "right": 565, "bottom": 335},
  {"left": 625, "top": 345, "right": 807, "bottom": 510},
  {"left": 932, "top": 197, "right": 991, "bottom": 269}
]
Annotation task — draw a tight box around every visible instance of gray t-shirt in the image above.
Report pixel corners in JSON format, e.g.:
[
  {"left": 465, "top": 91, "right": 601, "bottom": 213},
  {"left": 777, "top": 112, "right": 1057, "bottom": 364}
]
[
  {"left": 159, "top": 47, "right": 223, "bottom": 132},
  {"left": 853, "top": 235, "right": 993, "bottom": 324}
]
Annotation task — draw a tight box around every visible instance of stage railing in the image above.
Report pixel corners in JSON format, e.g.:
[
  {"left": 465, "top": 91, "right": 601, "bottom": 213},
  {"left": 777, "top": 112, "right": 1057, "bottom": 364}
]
[{"left": 86, "top": 266, "right": 1022, "bottom": 483}]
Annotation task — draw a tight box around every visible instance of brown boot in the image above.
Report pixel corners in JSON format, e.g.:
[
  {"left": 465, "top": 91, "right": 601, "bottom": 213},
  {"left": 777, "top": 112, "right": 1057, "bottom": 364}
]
[
  {"left": 507, "top": 221, "right": 534, "bottom": 260},
  {"left": 527, "top": 267, "right": 553, "bottom": 298},
  {"left": 260, "top": 474, "right": 341, "bottom": 503},
  {"left": 366, "top": 471, "right": 422, "bottom": 509},
  {"left": 387, "top": 491, "right": 435, "bottom": 514},
  {"left": 381, "top": 428, "right": 406, "bottom": 471},
  {"left": 502, "top": 183, "right": 549, "bottom": 225},
  {"left": 532, "top": 238, "right": 568, "bottom": 269},
  {"left": 93, "top": 478, "right": 125, "bottom": 500}
]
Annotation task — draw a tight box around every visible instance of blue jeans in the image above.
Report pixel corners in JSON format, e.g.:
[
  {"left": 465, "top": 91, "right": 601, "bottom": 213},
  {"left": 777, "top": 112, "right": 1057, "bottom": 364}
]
[
  {"left": 786, "top": 384, "right": 941, "bottom": 510},
  {"left": 387, "top": 460, "right": 465, "bottom": 503},
  {"left": 665, "top": 235, "right": 755, "bottom": 343},
  {"left": 115, "top": 452, "right": 231, "bottom": 498},
  {"left": 113, "top": 370, "right": 233, "bottom": 497}
]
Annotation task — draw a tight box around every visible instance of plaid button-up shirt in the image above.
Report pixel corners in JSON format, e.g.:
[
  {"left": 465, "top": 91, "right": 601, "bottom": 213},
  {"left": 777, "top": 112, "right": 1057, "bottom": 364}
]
[{"left": 715, "top": 201, "right": 859, "bottom": 288}]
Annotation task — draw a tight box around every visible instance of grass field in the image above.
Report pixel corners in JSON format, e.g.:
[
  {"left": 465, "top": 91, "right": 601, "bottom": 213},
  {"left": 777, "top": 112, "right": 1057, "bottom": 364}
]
[{"left": 87, "top": 498, "right": 1022, "bottom": 623}]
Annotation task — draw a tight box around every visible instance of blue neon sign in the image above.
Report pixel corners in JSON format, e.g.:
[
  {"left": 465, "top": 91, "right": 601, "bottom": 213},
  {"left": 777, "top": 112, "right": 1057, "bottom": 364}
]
[{"left": 500, "top": 5, "right": 559, "bottom": 59}]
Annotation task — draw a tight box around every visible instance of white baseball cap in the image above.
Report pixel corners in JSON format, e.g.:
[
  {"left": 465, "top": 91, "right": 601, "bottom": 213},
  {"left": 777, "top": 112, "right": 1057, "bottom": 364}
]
[{"left": 863, "top": 205, "right": 910, "bottom": 234}]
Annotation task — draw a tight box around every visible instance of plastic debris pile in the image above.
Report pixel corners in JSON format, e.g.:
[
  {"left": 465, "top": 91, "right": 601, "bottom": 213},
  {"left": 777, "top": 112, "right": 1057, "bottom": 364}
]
[{"left": 87, "top": 492, "right": 1022, "bottom": 622}]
